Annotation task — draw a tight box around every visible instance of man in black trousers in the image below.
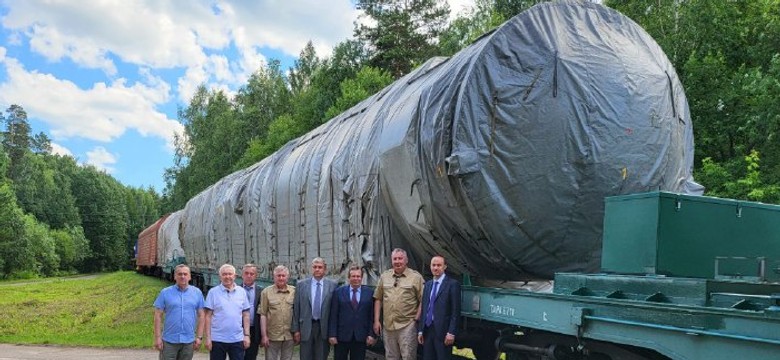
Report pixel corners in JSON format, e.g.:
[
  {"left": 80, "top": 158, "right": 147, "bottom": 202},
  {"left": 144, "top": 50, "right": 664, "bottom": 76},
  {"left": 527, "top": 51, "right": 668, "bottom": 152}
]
[
  {"left": 328, "top": 266, "right": 377, "bottom": 360},
  {"left": 417, "top": 256, "right": 461, "bottom": 360},
  {"left": 242, "top": 264, "right": 262, "bottom": 360}
]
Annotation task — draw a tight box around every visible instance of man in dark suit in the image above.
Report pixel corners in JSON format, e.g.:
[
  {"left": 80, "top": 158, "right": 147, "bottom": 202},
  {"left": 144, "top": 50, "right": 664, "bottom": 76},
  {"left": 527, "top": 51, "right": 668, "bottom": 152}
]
[
  {"left": 417, "top": 255, "right": 461, "bottom": 360},
  {"left": 241, "top": 264, "right": 262, "bottom": 360},
  {"left": 292, "top": 257, "right": 337, "bottom": 360},
  {"left": 328, "top": 266, "right": 377, "bottom": 360}
]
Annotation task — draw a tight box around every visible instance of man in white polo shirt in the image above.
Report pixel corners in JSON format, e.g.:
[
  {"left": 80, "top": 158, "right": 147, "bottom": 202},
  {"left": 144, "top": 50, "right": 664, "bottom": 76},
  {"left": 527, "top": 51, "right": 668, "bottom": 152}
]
[{"left": 205, "top": 264, "right": 251, "bottom": 360}]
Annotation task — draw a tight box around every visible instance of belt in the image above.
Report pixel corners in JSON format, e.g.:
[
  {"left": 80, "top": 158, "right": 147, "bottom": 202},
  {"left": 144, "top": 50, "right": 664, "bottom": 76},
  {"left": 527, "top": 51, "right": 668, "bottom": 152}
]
[{"left": 312, "top": 319, "right": 320, "bottom": 322}]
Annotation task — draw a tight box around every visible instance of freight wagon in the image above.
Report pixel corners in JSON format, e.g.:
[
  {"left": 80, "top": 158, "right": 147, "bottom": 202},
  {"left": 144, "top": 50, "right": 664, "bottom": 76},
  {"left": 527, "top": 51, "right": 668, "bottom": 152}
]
[{"left": 136, "top": 1, "right": 780, "bottom": 358}]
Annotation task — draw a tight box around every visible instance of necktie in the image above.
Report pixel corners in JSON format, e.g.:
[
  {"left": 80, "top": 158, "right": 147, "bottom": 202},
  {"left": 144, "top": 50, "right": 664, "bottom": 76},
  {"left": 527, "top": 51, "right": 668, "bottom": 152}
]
[
  {"left": 425, "top": 281, "right": 439, "bottom": 327},
  {"left": 313, "top": 281, "right": 322, "bottom": 320},
  {"left": 351, "top": 288, "right": 358, "bottom": 309}
]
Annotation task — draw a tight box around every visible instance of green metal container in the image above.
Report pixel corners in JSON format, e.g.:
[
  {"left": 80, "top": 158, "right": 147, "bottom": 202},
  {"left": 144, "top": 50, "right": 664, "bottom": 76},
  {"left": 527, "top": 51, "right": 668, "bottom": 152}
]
[{"left": 601, "top": 192, "right": 780, "bottom": 281}]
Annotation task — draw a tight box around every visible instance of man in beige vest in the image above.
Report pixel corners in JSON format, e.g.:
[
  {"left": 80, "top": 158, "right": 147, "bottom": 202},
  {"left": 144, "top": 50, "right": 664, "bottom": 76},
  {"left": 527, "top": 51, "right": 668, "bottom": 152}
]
[{"left": 373, "top": 248, "right": 424, "bottom": 360}]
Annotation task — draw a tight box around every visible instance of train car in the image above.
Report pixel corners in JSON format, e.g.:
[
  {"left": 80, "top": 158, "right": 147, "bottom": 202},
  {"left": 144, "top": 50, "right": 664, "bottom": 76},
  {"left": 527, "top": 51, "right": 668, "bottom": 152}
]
[
  {"left": 158, "top": 0, "right": 699, "bottom": 286},
  {"left": 137, "top": 1, "right": 780, "bottom": 358},
  {"left": 135, "top": 213, "right": 169, "bottom": 277},
  {"left": 136, "top": 211, "right": 185, "bottom": 281},
  {"left": 459, "top": 191, "right": 780, "bottom": 359}
]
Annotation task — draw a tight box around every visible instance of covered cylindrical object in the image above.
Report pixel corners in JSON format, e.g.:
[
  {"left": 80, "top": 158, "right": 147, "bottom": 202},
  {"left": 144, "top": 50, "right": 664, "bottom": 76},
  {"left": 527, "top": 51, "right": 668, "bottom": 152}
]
[{"left": 173, "top": 1, "right": 699, "bottom": 281}]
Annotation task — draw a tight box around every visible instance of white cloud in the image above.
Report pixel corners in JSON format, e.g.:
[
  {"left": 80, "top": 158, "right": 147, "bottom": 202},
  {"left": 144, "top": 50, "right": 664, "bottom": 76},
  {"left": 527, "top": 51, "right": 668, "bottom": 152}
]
[
  {"left": 27, "top": 24, "right": 117, "bottom": 75},
  {"left": 448, "top": 0, "right": 476, "bottom": 15},
  {"left": 1, "top": 0, "right": 209, "bottom": 70},
  {"left": 226, "top": 1, "right": 358, "bottom": 58},
  {"left": 85, "top": 146, "right": 117, "bottom": 173},
  {"left": 0, "top": 57, "right": 183, "bottom": 147},
  {"left": 0, "top": 46, "right": 5, "bottom": 61},
  {"left": 0, "top": 0, "right": 358, "bottom": 104},
  {"left": 50, "top": 142, "right": 73, "bottom": 157}
]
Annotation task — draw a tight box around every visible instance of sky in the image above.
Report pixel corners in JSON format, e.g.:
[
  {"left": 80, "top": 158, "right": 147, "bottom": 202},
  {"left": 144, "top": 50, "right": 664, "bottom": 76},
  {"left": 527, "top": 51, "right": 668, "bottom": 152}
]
[{"left": 0, "top": 0, "right": 475, "bottom": 192}]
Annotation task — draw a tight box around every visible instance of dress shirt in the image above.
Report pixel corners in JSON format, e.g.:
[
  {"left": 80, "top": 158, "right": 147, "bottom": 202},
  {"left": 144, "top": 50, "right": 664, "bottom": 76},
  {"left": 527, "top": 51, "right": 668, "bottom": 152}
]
[
  {"left": 244, "top": 284, "right": 256, "bottom": 325},
  {"left": 311, "top": 278, "right": 325, "bottom": 319},
  {"left": 350, "top": 286, "right": 361, "bottom": 304}
]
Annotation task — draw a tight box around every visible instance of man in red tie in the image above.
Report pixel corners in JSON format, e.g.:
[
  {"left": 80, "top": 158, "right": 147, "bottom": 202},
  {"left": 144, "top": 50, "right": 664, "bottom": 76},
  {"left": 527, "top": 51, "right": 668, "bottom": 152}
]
[
  {"left": 417, "top": 256, "right": 461, "bottom": 360},
  {"left": 328, "top": 266, "right": 376, "bottom": 360}
]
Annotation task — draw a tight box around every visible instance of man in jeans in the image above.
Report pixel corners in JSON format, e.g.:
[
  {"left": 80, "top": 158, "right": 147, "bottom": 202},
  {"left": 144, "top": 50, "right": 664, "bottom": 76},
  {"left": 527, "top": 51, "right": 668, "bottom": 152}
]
[
  {"left": 153, "top": 264, "right": 205, "bottom": 360},
  {"left": 205, "top": 264, "right": 251, "bottom": 360}
]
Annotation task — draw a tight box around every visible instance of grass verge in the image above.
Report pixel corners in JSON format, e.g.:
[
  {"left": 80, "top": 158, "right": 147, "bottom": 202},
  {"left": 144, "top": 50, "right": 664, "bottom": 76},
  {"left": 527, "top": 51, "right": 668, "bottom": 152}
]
[
  {"left": 0, "top": 271, "right": 166, "bottom": 348},
  {"left": 0, "top": 272, "right": 493, "bottom": 357}
]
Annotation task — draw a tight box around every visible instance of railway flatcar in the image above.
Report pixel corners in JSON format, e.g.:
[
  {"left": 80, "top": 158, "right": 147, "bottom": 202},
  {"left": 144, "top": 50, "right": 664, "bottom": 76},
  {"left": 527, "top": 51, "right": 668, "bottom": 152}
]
[
  {"left": 137, "top": 1, "right": 780, "bottom": 358},
  {"left": 147, "top": 0, "right": 699, "bottom": 284}
]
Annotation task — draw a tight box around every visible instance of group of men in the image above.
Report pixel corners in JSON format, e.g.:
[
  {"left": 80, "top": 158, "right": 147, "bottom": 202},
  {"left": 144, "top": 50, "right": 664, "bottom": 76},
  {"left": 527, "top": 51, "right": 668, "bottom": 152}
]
[{"left": 153, "top": 248, "right": 461, "bottom": 360}]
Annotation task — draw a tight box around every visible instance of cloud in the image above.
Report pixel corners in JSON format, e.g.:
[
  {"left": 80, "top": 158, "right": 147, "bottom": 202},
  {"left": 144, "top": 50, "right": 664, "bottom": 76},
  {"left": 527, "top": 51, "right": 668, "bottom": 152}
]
[
  {"left": 50, "top": 142, "right": 73, "bottom": 157},
  {"left": 27, "top": 24, "right": 118, "bottom": 75},
  {"left": 226, "top": 1, "right": 358, "bottom": 57},
  {"left": 0, "top": 0, "right": 358, "bottom": 104},
  {"left": 0, "top": 57, "right": 184, "bottom": 147},
  {"left": 1, "top": 1, "right": 209, "bottom": 70},
  {"left": 85, "top": 146, "right": 117, "bottom": 173},
  {"left": 0, "top": 46, "right": 5, "bottom": 61}
]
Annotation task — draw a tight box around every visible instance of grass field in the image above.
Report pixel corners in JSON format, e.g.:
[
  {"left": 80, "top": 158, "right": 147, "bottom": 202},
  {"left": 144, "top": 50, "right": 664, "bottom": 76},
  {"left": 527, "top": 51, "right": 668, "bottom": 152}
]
[
  {"left": 0, "top": 271, "right": 166, "bottom": 348},
  {"left": 0, "top": 272, "right": 485, "bottom": 357}
]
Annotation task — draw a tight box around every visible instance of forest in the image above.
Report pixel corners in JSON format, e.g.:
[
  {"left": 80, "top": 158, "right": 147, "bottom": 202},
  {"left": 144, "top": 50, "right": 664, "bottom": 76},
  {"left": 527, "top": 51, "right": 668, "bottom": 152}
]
[{"left": 1, "top": 0, "right": 778, "bottom": 278}]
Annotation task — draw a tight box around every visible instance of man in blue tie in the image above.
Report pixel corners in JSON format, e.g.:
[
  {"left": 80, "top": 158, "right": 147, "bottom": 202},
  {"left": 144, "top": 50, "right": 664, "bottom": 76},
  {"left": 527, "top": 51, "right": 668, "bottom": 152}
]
[
  {"left": 417, "top": 255, "right": 461, "bottom": 360},
  {"left": 328, "top": 266, "right": 377, "bottom": 360},
  {"left": 292, "top": 257, "right": 337, "bottom": 360}
]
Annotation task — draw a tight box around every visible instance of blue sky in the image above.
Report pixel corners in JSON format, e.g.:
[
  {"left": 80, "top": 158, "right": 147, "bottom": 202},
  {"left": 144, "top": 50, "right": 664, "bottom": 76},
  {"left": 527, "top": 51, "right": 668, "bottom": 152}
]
[{"left": 0, "top": 0, "right": 473, "bottom": 192}]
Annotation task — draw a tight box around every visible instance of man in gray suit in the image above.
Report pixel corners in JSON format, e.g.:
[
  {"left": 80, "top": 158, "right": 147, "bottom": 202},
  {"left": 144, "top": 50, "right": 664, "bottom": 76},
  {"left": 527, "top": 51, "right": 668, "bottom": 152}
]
[{"left": 292, "top": 257, "right": 337, "bottom": 360}]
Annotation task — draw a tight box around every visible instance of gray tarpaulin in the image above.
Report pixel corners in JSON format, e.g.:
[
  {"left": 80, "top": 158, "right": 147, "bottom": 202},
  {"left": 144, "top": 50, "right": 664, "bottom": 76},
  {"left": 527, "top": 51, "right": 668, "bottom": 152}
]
[
  {"left": 172, "top": 1, "right": 700, "bottom": 283},
  {"left": 158, "top": 210, "right": 184, "bottom": 265}
]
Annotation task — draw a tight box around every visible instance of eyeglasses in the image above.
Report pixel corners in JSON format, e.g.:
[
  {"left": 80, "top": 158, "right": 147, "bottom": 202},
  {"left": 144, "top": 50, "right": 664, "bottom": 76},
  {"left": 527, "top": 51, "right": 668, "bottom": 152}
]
[{"left": 393, "top": 276, "right": 400, "bottom": 287}]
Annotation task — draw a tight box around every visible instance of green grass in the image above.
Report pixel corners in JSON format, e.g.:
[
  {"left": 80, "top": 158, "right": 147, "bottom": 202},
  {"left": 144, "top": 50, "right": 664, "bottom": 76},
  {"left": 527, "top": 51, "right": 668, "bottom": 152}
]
[
  {"left": 0, "top": 271, "right": 167, "bottom": 348},
  {"left": 0, "top": 273, "right": 500, "bottom": 356}
]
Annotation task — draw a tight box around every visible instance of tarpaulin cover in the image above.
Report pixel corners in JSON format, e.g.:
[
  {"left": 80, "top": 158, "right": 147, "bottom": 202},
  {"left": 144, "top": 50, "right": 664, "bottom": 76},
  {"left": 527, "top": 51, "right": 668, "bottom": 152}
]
[
  {"left": 158, "top": 210, "right": 184, "bottom": 265},
  {"left": 172, "top": 1, "right": 700, "bottom": 282}
]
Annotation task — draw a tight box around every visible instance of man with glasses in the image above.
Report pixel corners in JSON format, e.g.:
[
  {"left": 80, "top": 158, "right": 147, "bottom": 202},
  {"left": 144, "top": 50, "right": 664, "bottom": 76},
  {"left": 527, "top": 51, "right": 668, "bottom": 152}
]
[{"left": 373, "top": 248, "right": 424, "bottom": 360}]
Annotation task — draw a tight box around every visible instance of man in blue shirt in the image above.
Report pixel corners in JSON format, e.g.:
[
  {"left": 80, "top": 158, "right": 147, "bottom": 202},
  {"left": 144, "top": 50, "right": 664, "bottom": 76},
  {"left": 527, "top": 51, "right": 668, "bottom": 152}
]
[
  {"left": 205, "top": 263, "right": 251, "bottom": 360},
  {"left": 154, "top": 264, "right": 205, "bottom": 360}
]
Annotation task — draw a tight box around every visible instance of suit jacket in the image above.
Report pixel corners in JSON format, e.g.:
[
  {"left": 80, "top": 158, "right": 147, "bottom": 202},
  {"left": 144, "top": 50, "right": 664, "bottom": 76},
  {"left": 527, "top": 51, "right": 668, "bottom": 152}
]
[
  {"left": 251, "top": 285, "right": 262, "bottom": 338},
  {"left": 418, "top": 274, "right": 461, "bottom": 337},
  {"left": 240, "top": 282, "right": 263, "bottom": 341},
  {"left": 327, "top": 285, "right": 376, "bottom": 342},
  {"left": 292, "top": 276, "right": 337, "bottom": 341}
]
